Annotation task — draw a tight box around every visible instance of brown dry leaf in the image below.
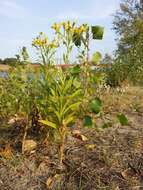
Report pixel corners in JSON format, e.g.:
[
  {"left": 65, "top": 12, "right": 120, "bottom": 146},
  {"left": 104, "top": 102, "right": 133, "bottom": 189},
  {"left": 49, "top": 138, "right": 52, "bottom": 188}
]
[
  {"left": 43, "top": 138, "right": 49, "bottom": 146},
  {"left": 80, "top": 135, "right": 88, "bottom": 141},
  {"left": 115, "top": 187, "right": 120, "bottom": 190},
  {"left": 8, "top": 118, "right": 16, "bottom": 125},
  {"left": 72, "top": 131, "right": 88, "bottom": 141},
  {"left": 53, "top": 174, "right": 60, "bottom": 179},
  {"left": 72, "top": 130, "right": 81, "bottom": 135},
  {"left": 0, "top": 145, "right": 13, "bottom": 159},
  {"left": 46, "top": 174, "right": 63, "bottom": 189},
  {"left": 121, "top": 170, "right": 128, "bottom": 179},
  {"left": 72, "top": 130, "right": 88, "bottom": 141},
  {"left": 46, "top": 177, "right": 53, "bottom": 188},
  {"left": 30, "top": 150, "right": 36, "bottom": 154},
  {"left": 23, "top": 140, "right": 37, "bottom": 153},
  {"left": 121, "top": 168, "right": 135, "bottom": 179},
  {"left": 85, "top": 144, "right": 96, "bottom": 150}
]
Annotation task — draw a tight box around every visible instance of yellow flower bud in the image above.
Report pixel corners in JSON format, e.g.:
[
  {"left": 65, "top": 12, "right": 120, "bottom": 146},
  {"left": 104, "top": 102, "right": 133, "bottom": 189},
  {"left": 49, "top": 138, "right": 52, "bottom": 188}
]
[
  {"left": 73, "top": 27, "right": 81, "bottom": 35},
  {"left": 51, "top": 23, "right": 61, "bottom": 33},
  {"left": 62, "top": 21, "right": 71, "bottom": 32},
  {"left": 32, "top": 33, "right": 49, "bottom": 48},
  {"left": 48, "top": 40, "right": 58, "bottom": 49},
  {"left": 79, "top": 25, "right": 87, "bottom": 33}
]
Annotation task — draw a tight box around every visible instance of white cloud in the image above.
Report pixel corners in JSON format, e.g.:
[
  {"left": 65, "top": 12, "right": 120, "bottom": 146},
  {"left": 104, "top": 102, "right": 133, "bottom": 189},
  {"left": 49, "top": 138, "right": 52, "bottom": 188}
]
[{"left": 0, "top": 0, "right": 26, "bottom": 19}]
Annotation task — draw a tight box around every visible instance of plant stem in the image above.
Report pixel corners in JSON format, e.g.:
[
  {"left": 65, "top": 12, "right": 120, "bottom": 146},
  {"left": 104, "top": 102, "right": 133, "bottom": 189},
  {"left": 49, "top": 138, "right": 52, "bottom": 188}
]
[
  {"left": 22, "top": 124, "right": 28, "bottom": 154},
  {"left": 59, "top": 124, "right": 66, "bottom": 166},
  {"left": 22, "top": 116, "right": 29, "bottom": 154}
]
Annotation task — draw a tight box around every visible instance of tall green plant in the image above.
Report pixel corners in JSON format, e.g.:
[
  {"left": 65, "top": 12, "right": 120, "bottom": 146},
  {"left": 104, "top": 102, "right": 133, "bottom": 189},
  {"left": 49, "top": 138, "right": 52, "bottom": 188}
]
[{"left": 39, "top": 68, "right": 83, "bottom": 165}]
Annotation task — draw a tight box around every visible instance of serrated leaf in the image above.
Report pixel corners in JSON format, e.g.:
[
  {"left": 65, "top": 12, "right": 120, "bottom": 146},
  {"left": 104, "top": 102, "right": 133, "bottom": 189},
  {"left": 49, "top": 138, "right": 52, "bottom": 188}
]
[
  {"left": 117, "top": 113, "right": 128, "bottom": 126},
  {"left": 91, "top": 26, "right": 104, "bottom": 40}
]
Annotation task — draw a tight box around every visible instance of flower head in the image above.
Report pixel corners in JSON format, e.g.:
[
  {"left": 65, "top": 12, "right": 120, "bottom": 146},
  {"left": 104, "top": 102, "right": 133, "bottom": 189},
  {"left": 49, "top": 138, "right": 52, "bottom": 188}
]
[
  {"left": 48, "top": 40, "right": 59, "bottom": 49},
  {"left": 79, "top": 25, "right": 87, "bottom": 33},
  {"left": 62, "top": 21, "right": 72, "bottom": 32},
  {"left": 32, "top": 33, "right": 48, "bottom": 48},
  {"left": 51, "top": 23, "right": 61, "bottom": 33}
]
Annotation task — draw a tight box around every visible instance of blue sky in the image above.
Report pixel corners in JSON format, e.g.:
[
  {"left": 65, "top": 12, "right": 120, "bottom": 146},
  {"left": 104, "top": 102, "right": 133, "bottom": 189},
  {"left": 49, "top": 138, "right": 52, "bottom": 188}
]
[{"left": 0, "top": 0, "right": 120, "bottom": 59}]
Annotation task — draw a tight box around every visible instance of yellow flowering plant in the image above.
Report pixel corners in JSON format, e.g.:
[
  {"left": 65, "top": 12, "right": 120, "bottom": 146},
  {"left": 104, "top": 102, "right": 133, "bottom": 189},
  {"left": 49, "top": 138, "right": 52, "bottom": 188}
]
[
  {"left": 51, "top": 23, "right": 61, "bottom": 33},
  {"left": 32, "top": 32, "right": 58, "bottom": 65},
  {"left": 51, "top": 20, "right": 88, "bottom": 64},
  {"left": 32, "top": 21, "right": 101, "bottom": 66}
]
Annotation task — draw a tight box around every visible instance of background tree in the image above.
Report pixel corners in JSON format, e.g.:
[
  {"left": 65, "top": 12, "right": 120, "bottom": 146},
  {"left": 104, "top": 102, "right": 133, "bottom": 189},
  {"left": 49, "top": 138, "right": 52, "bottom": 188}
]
[
  {"left": 114, "top": 0, "right": 143, "bottom": 59},
  {"left": 112, "top": 0, "right": 143, "bottom": 85},
  {"left": 0, "top": 59, "right": 3, "bottom": 64},
  {"left": 3, "top": 58, "right": 19, "bottom": 66},
  {"left": 102, "top": 54, "right": 113, "bottom": 65}
]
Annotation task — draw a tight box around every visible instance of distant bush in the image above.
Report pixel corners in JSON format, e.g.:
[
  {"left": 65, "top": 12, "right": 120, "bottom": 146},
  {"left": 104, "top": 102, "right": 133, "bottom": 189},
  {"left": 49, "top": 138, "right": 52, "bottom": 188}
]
[
  {"left": 0, "top": 57, "right": 20, "bottom": 66},
  {"left": 105, "top": 61, "right": 128, "bottom": 87},
  {"left": 105, "top": 59, "right": 143, "bottom": 87}
]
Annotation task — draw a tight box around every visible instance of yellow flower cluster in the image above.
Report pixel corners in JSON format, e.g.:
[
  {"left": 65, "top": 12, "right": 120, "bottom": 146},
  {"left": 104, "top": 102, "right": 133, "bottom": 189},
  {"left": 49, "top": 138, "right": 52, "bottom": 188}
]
[
  {"left": 48, "top": 40, "right": 59, "bottom": 49},
  {"left": 32, "top": 32, "right": 58, "bottom": 50},
  {"left": 79, "top": 25, "right": 87, "bottom": 33},
  {"left": 51, "top": 21, "right": 87, "bottom": 34},
  {"left": 51, "top": 23, "right": 61, "bottom": 33},
  {"left": 62, "top": 21, "right": 72, "bottom": 31},
  {"left": 73, "top": 25, "right": 87, "bottom": 35},
  {"left": 32, "top": 32, "right": 48, "bottom": 47}
]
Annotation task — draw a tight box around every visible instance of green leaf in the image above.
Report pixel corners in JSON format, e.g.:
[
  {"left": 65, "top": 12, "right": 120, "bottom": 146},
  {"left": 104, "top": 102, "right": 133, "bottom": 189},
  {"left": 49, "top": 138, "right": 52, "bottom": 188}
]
[
  {"left": 73, "top": 80, "right": 81, "bottom": 88},
  {"left": 91, "top": 26, "right": 104, "bottom": 40},
  {"left": 64, "top": 114, "right": 75, "bottom": 125},
  {"left": 117, "top": 113, "right": 128, "bottom": 126},
  {"left": 63, "top": 54, "right": 66, "bottom": 63},
  {"left": 73, "top": 33, "right": 81, "bottom": 46},
  {"left": 83, "top": 115, "right": 93, "bottom": 128},
  {"left": 68, "top": 89, "right": 82, "bottom": 99},
  {"left": 91, "top": 73, "right": 103, "bottom": 84},
  {"left": 92, "top": 52, "right": 102, "bottom": 64},
  {"left": 54, "top": 111, "right": 62, "bottom": 123},
  {"left": 90, "top": 97, "right": 102, "bottom": 114},
  {"left": 39, "top": 120, "right": 57, "bottom": 129},
  {"left": 70, "top": 65, "right": 81, "bottom": 75},
  {"left": 63, "top": 102, "right": 81, "bottom": 115},
  {"left": 102, "top": 122, "right": 112, "bottom": 129},
  {"left": 63, "top": 79, "right": 73, "bottom": 94}
]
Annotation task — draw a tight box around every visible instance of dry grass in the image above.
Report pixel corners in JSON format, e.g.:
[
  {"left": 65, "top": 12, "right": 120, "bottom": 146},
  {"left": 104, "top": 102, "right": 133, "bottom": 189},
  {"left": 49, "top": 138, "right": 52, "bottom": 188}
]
[{"left": 0, "top": 64, "right": 11, "bottom": 71}]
